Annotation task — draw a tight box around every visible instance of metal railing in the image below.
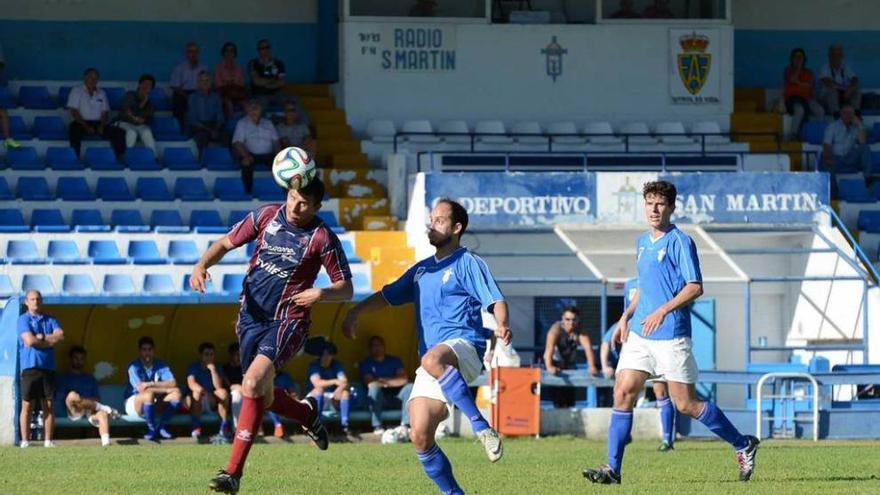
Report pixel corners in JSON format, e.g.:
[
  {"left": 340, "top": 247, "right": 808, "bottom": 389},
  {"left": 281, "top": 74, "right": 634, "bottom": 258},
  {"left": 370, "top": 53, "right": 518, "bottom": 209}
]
[{"left": 756, "top": 372, "right": 820, "bottom": 442}]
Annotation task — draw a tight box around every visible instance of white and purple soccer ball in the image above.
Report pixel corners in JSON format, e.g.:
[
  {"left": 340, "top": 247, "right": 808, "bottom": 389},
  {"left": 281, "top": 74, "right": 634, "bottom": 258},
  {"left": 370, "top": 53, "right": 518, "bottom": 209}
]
[{"left": 271, "top": 146, "right": 316, "bottom": 190}]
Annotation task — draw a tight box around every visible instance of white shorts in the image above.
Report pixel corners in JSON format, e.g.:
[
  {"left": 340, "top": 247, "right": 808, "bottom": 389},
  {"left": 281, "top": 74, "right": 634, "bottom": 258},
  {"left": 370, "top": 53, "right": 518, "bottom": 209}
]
[
  {"left": 124, "top": 395, "right": 139, "bottom": 417},
  {"left": 616, "top": 331, "right": 699, "bottom": 384},
  {"left": 408, "top": 338, "right": 484, "bottom": 407},
  {"left": 68, "top": 408, "right": 101, "bottom": 428}
]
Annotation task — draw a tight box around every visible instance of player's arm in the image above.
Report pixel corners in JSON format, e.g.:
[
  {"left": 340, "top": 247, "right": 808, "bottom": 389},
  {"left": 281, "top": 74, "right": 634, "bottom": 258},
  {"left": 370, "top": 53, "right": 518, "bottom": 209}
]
[
  {"left": 207, "top": 363, "right": 224, "bottom": 392},
  {"left": 362, "top": 371, "right": 377, "bottom": 385},
  {"left": 600, "top": 339, "right": 615, "bottom": 378},
  {"left": 191, "top": 236, "right": 235, "bottom": 292},
  {"left": 336, "top": 371, "right": 349, "bottom": 390},
  {"left": 150, "top": 366, "right": 178, "bottom": 391},
  {"left": 20, "top": 332, "right": 52, "bottom": 349},
  {"left": 310, "top": 373, "right": 337, "bottom": 389},
  {"left": 542, "top": 325, "right": 560, "bottom": 374},
  {"left": 491, "top": 300, "right": 512, "bottom": 346},
  {"left": 613, "top": 288, "right": 639, "bottom": 345},
  {"left": 343, "top": 262, "right": 418, "bottom": 339},
  {"left": 187, "top": 373, "right": 203, "bottom": 394},
  {"left": 578, "top": 332, "right": 598, "bottom": 376},
  {"left": 383, "top": 367, "right": 409, "bottom": 388}
]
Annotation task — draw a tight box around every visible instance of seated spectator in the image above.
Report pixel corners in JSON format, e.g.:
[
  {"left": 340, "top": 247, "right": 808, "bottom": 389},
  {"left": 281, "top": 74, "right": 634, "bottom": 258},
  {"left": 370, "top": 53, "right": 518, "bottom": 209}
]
[
  {"left": 822, "top": 104, "right": 870, "bottom": 178},
  {"left": 214, "top": 42, "right": 247, "bottom": 118},
  {"left": 276, "top": 101, "right": 316, "bottom": 158},
  {"left": 819, "top": 44, "right": 861, "bottom": 116},
  {"left": 409, "top": 0, "right": 437, "bottom": 17},
  {"left": 188, "top": 71, "right": 227, "bottom": 153},
  {"left": 125, "top": 336, "right": 182, "bottom": 441},
  {"left": 542, "top": 306, "right": 597, "bottom": 407},
  {"left": 222, "top": 342, "right": 243, "bottom": 426},
  {"left": 116, "top": 74, "right": 157, "bottom": 153},
  {"left": 306, "top": 342, "right": 352, "bottom": 435},
  {"left": 266, "top": 370, "right": 301, "bottom": 438},
  {"left": 57, "top": 346, "right": 120, "bottom": 446},
  {"left": 185, "top": 342, "right": 231, "bottom": 441},
  {"left": 67, "top": 67, "right": 126, "bottom": 159},
  {"left": 0, "top": 43, "right": 17, "bottom": 148},
  {"left": 359, "top": 335, "right": 412, "bottom": 435},
  {"left": 170, "top": 42, "right": 207, "bottom": 128},
  {"left": 643, "top": 0, "right": 674, "bottom": 18},
  {"left": 232, "top": 100, "right": 280, "bottom": 193},
  {"left": 248, "top": 39, "right": 287, "bottom": 110},
  {"left": 784, "top": 48, "right": 824, "bottom": 141},
  {"left": 609, "top": 0, "right": 641, "bottom": 18}
]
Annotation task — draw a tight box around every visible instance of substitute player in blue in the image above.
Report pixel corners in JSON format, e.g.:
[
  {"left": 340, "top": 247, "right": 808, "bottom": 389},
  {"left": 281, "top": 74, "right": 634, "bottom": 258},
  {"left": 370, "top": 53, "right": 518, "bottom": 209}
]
[
  {"left": 584, "top": 181, "right": 759, "bottom": 484},
  {"left": 343, "top": 198, "right": 511, "bottom": 495}
]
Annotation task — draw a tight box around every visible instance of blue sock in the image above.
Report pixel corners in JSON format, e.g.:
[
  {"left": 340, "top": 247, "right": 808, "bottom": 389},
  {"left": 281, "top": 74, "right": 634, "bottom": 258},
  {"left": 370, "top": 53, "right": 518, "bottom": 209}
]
[
  {"left": 191, "top": 416, "right": 202, "bottom": 430},
  {"left": 267, "top": 412, "right": 282, "bottom": 427},
  {"left": 314, "top": 393, "right": 325, "bottom": 413},
  {"left": 220, "top": 419, "right": 230, "bottom": 434},
  {"left": 697, "top": 402, "right": 748, "bottom": 450},
  {"left": 607, "top": 409, "right": 633, "bottom": 474},
  {"left": 143, "top": 403, "right": 156, "bottom": 430},
  {"left": 159, "top": 400, "right": 180, "bottom": 428},
  {"left": 437, "top": 367, "right": 489, "bottom": 434},
  {"left": 417, "top": 443, "right": 463, "bottom": 495},
  {"left": 657, "top": 397, "right": 675, "bottom": 445},
  {"left": 340, "top": 398, "right": 350, "bottom": 427}
]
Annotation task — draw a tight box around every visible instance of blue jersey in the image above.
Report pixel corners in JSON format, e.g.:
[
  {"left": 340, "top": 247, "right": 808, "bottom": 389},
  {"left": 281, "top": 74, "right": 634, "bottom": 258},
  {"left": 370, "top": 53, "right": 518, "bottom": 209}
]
[
  {"left": 17, "top": 312, "right": 61, "bottom": 371},
  {"left": 359, "top": 355, "right": 404, "bottom": 382},
  {"left": 306, "top": 359, "right": 346, "bottom": 393},
  {"left": 602, "top": 325, "right": 620, "bottom": 368},
  {"left": 623, "top": 277, "right": 638, "bottom": 309},
  {"left": 274, "top": 371, "right": 298, "bottom": 392},
  {"left": 631, "top": 225, "right": 702, "bottom": 340},
  {"left": 57, "top": 372, "right": 100, "bottom": 399},
  {"left": 187, "top": 362, "right": 221, "bottom": 392},
  {"left": 382, "top": 247, "right": 504, "bottom": 357},
  {"left": 125, "top": 359, "right": 175, "bottom": 398}
]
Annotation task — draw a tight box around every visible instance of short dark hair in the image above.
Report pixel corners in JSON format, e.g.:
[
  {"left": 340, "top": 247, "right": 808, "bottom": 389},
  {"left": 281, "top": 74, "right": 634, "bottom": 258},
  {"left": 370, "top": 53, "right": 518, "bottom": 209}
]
[
  {"left": 138, "top": 336, "right": 155, "bottom": 348},
  {"left": 789, "top": 47, "right": 807, "bottom": 66},
  {"left": 138, "top": 73, "right": 156, "bottom": 89},
  {"left": 298, "top": 177, "right": 325, "bottom": 205},
  {"left": 561, "top": 305, "right": 579, "bottom": 317},
  {"left": 198, "top": 342, "right": 215, "bottom": 353},
  {"left": 228, "top": 342, "right": 240, "bottom": 354},
  {"left": 368, "top": 335, "right": 385, "bottom": 346},
  {"left": 257, "top": 39, "right": 271, "bottom": 48},
  {"left": 83, "top": 67, "right": 98, "bottom": 77},
  {"left": 643, "top": 180, "right": 677, "bottom": 205},
  {"left": 221, "top": 41, "right": 237, "bottom": 56},
  {"left": 436, "top": 198, "right": 469, "bottom": 238},
  {"left": 324, "top": 342, "right": 338, "bottom": 355},
  {"left": 69, "top": 345, "right": 87, "bottom": 357}
]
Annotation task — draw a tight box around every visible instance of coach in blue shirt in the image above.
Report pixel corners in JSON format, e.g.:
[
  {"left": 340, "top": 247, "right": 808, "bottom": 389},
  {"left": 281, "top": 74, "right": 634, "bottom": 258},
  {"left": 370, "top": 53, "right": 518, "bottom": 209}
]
[
  {"left": 359, "top": 335, "right": 412, "bottom": 434},
  {"left": 18, "top": 289, "right": 64, "bottom": 448}
]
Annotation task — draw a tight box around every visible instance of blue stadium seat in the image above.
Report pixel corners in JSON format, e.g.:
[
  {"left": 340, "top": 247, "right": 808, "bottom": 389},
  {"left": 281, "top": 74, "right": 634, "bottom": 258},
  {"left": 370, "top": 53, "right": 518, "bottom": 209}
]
[
  {"left": 125, "top": 147, "right": 159, "bottom": 170},
  {"left": 0, "top": 178, "right": 13, "bottom": 201},
  {"left": 17, "top": 177, "right": 53, "bottom": 200},
  {"left": 202, "top": 147, "right": 236, "bottom": 171},
  {"left": 872, "top": 122, "right": 880, "bottom": 144},
  {"left": 31, "top": 209, "right": 70, "bottom": 232},
  {"left": 152, "top": 116, "right": 186, "bottom": 141},
  {"left": 18, "top": 85, "right": 54, "bottom": 109},
  {"left": 313, "top": 271, "right": 331, "bottom": 288},
  {"left": 48, "top": 240, "right": 87, "bottom": 264},
  {"left": 96, "top": 177, "right": 134, "bottom": 201},
  {"left": 63, "top": 274, "right": 97, "bottom": 296},
  {"left": 799, "top": 121, "right": 827, "bottom": 146},
  {"left": 7, "top": 115, "right": 31, "bottom": 140},
  {"left": 46, "top": 146, "right": 83, "bottom": 170},
  {"left": 22, "top": 274, "right": 56, "bottom": 295},
  {"left": 340, "top": 239, "right": 362, "bottom": 263},
  {"left": 174, "top": 177, "right": 212, "bottom": 201},
  {"left": 0, "top": 275, "right": 14, "bottom": 298},
  {"left": 838, "top": 179, "right": 873, "bottom": 203},
  {"left": 143, "top": 274, "right": 176, "bottom": 295},
  {"left": 190, "top": 209, "right": 226, "bottom": 233},
  {"left": 352, "top": 272, "right": 371, "bottom": 295},
  {"left": 149, "top": 88, "right": 170, "bottom": 111},
  {"left": 104, "top": 87, "right": 126, "bottom": 111},
  {"left": 183, "top": 274, "right": 218, "bottom": 293},
  {"left": 88, "top": 240, "right": 127, "bottom": 264},
  {"left": 103, "top": 274, "right": 136, "bottom": 295},
  {"left": 857, "top": 211, "right": 880, "bottom": 233},
  {"left": 163, "top": 147, "right": 200, "bottom": 171},
  {"left": 33, "top": 116, "right": 67, "bottom": 140},
  {"left": 317, "top": 211, "right": 344, "bottom": 233},
  {"left": 0, "top": 209, "right": 28, "bottom": 232},
  {"left": 228, "top": 209, "right": 250, "bottom": 226},
  {"left": 222, "top": 274, "right": 245, "bottom": 294},
  {"left": 6, "top": 146, "right": 42, "bottom": 170},
  {"left": 71, "top": 209, "right": 110, "bottom": 232},
  {"left": 58, "top": 86, "right": 72, "bottom": 106},
  {"left": 151, "top": 210, "right": 187, "bottom": 232},
  {"left": 57, "top": 177, "right": 95, "bottom": 201},
  {"left": 128, "top": 240, "right": 166, "bottom": 264},
  {"left": 0, "top": 86, "right": 16, "bottom": 108},
  {"left": 168, "top": 240, "right": 199, "bottom": 264},
  {"left": 214, "top": 177, "right": 250, "bottom": 201},
  {"left": 111, "top": 209, "right": 149, "bottom": 232},
  {"left": 219, "top": 241, "right": 248, "bottom": 264},
  {"left": 253, "top": 177, "right": 285, "bottom": 201},
  {"left": 84, "top": 147, "right": 121, "bottom": 170},
  {"left": 7, "top": 240, "right": 45, "bottom": 264},
  {"left": 136, "top": 177, "right": 172, "bottom": 201}
]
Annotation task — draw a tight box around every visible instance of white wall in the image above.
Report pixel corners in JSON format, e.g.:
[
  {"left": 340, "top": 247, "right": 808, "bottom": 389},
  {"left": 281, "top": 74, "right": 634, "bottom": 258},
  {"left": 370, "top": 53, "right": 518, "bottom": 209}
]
[{"left": 733, "top": 0, "right": 880, "bottom": 30}]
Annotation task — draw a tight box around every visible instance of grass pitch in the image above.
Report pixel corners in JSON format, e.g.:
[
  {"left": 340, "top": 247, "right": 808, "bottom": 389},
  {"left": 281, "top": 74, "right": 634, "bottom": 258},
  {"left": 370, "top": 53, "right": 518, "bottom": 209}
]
[{"left": 1, "top": 437, "right": 878, "bottom": 494}]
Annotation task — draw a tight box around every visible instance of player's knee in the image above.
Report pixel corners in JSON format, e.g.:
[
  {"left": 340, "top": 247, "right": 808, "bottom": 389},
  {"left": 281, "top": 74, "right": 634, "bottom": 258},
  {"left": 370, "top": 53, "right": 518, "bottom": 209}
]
[
  {"left": 191, "top": 389, "right": 204, "bottom": 401},
  {"left": 242, "top": 377, "right": 261, "bottom": 397},
  {"left": 420, "top": 352, "right": 445, "bottom": 377},
  {"left": 410, "top": 428, "right": 433, "bottom": 451},
  {"left": 140, "top": 390, "right": 155, "bottom": 401},
  {"left": 612, "top": 388, "right": 637, "bottom": 409},
  {"left": 168, "top": 387, "right": 182, "bottom": 400},
  {"left": 676, "top": 399, "right": 702, "bottom": 417},
  {"left": 340, "top": 389, "right": 351, "bottom": 400}
]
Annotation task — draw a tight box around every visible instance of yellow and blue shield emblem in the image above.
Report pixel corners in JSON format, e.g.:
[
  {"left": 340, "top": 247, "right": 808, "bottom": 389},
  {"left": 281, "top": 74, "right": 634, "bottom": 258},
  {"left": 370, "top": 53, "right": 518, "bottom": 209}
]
[{"left": 678, "top": 51, "right": 711, "bottom": 95}]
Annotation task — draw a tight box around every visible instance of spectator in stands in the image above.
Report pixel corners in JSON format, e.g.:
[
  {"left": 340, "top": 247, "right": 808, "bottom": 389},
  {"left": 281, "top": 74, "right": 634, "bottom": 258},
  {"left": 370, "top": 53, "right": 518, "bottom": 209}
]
[
  {"left": 409, "top": 0, "right": 437, "bottom": 17},
  {"left": 215, "top": 42, "right": 247, "bottom": 118},
  {"left": 248, "top": 39, "right": 287, "bottom": 109},
  {"left": 360, "top": 335, "right": 412, "bottom": 435},
  {"left": 57, "top": 346, "right": 120, "bottom": 447},
  {"left": 783, "top": 48, "right": 824, "bottom": 142},
  {"left": 0, "top": 43, "right": 19, "bottom": 149},
  {"left": 232, "top": 100, "right": 280, "bottom": 193},
  {"left": 222, "top": 342, "right": 243, "bottom": 428},
  {"left": 125, "top": 336, "right": 182, "bottom": 441},
  {"left": 116, "top": 73, "right": 157, "bottom": 154},
  {"left": 307, "top": 342, "right": 353, "bottom": 435},
  {"left": 822, "top": 104, "right": 870, "bottom": 177},
  {"left": 188, "top": 70, "right": 227, "bottom": 153},
  {"left": 609, "top": 0, "right": 641, "bottom": 18},
  {"left": 643, "top": 0, "right": 674, "bottom": 18},
  {"left": 67, "top": 67, "right": 126, "bottom": 159},
  {"left": 276, "top": 101, "right": 317, "bottom": 158},
  {"left": 267, "top": 370, "right": 301, "bottom": 438},
  {"left": 819, "top": 44, "right": 861, "bottom": 117},
  {"left": 185, "top": 342, "right": 232, "bottom": 441},
  {"left": 170, "top": 41, "right": 207, "bottom": 128},
  {"left": 18, "top": 289, "right": 63, "bottom": 448},
  {"left": 542, "top": 306, "right": 598, "bottom": 407}
]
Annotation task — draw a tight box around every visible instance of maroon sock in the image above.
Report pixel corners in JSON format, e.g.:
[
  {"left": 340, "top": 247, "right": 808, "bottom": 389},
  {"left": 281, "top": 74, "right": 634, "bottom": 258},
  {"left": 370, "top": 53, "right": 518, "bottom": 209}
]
[
  {"left": 268, "top": 387, "right": 311, "bottom": 423},
  {"left": 225, "top": 396, "right": 265, "bottom": 477}
]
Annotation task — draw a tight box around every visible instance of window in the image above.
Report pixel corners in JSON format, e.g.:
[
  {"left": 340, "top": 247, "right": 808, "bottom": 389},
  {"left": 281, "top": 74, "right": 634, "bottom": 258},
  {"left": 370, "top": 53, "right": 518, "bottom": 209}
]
[
  {"left": 349, "top": 0, "right": 487, "bottom": 18},
  {"left": 600, "top": 0, "right": 727, "bottom": 20}
]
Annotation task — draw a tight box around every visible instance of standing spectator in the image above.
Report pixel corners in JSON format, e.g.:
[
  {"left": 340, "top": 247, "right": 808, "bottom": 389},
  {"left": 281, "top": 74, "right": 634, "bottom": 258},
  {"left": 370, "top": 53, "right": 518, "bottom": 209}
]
[
  {"left": 222, "top": 342, "right": 243, "bottom": 428},
  {"left": 185, "top": 342, "right": 232, "bottom": 440},
  {"left": 822, "top": 104, "right": 870, "bottom": 178},
  {"left": 170, "top": 42, "right": 207, "bottom": 128},
  {"left": 306, "top": 342, "right": 353, "bottom": 435},
  {"left": 542, "top": 305, "right": 598, "bottom": 407},
  {"left": 359, "top": 335, "right": 412, "bottom": 435},
  {"left": 0, "top": 43, "right": 19, "bottom": 148},
  {"left": 116, "top": 74, "right": 157, "bottom": 154},
  {"left": 248, "top": 39, "right": 287, "bottom": 110},
  {"left": 214, "top": 42, "right": 247, "bottom": 118},
  {"left": 609, "top": 0, "right": 641, "bottom": 18},
  {"left": 67, "top": 67, "right": 126, "bottom": 159},
  {"left": 783, "top": 48, "right": 824, "bottom": 141},
  {"left": 187, "top": 71, "right": 227, "bottom": 153},
  {"left": 643, "top": 0, "right": 674, "bottom": 18},
  {"left": 125, "top": 336, "right": 182, "bottom": 441},
  {"left": 267, "top": 370, "right": 301, "bottom": 438},
  {"left": 18, "top": 290, "right": 63, "bottom": 448},
  {"left": 277, "top": 101, "right": 317, "bottom": 158},
  {"left": 57, "top": 346, "right": 120, "bottom": 447},
  {"left": 232, "top": 100, "right": 280, "bottom": 193},
  {"left": 819, "top": 44, "right": 861, "bottom": 116}
]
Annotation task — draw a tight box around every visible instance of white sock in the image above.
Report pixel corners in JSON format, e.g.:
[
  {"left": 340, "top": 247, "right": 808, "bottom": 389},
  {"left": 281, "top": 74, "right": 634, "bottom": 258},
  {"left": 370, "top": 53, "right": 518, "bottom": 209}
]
[
  {"left": 231, "top": 389, "right": 242, "bottom": 428},
  {"left": 44, "top": 439, "right": 53, "bottom": 447},
  {"left": 96, "top": 403, "right": 112, "bottom": 414},
  {"left": 101, "top": 434, "right": 110, "bottom": 446}
]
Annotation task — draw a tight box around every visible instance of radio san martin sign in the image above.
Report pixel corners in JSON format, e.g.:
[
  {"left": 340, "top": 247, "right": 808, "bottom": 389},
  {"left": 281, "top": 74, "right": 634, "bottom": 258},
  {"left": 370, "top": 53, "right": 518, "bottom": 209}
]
[{"left": 356, "top": 24, "right": 456, "bottom": 72}]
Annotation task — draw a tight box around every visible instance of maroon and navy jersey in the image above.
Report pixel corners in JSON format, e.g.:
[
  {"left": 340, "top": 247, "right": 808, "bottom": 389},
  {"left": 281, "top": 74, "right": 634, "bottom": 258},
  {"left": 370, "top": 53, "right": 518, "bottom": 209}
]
[{"left": 227, "top": 204, "right": 351, "bottom": 321}]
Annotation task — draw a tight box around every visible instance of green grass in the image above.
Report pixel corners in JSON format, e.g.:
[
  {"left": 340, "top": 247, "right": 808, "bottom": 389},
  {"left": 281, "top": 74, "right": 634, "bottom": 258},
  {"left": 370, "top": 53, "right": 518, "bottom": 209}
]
[{"left": 2, "top": 437, "right": 879, "bottom": 494}]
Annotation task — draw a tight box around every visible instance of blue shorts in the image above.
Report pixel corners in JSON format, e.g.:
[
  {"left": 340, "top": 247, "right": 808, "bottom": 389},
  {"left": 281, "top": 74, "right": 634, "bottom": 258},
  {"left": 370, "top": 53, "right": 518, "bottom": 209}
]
[{"left": 236, "top": 310, "right": 309, "bottom": 372}]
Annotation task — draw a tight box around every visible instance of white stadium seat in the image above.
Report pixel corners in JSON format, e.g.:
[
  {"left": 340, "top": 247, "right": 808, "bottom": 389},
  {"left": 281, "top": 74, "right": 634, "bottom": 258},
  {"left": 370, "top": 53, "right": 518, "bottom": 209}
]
[
  {"left": 437, "top": 120, "right": 471, "bottom": 144},
  {"left": 655, "top": 121, "right": 696, "bottom": 145},
  {"left": 547, "top": 121, "right": 585, "bottom": 145},
  {"left": 400, "top": 120, "right": 440, "bottom": 144},
  {"left": 584, "top": 121, "right": 622, "bottom": 145},
  {"left": 365, "top": 119, "right": 396, "bottom": 143},
  {"left": 510, "top": 121, "right": 548, "bottom": 145},
  {"left": 619, "top": 122, "right": 657, "bottom": 145},
  {"left": 692, "top": 120, "right": 730, "bottom": 144},
  {"left": 474, "top": 120, "right": 514, "bottom": 145}
]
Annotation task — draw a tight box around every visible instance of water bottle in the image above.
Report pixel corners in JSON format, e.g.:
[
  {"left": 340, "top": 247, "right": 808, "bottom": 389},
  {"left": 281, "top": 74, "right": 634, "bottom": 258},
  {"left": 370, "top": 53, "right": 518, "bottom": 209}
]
[{"left": 36, "top": 410, "right": 44, "bottom": 441}]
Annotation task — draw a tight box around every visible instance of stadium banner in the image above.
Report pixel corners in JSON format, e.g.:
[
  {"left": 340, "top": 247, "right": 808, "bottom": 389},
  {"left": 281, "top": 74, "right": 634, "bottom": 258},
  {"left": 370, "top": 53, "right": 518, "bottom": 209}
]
[
  {"left": 669, "top": 28, "right": 721, "bottom": 104},
  {"left": 423, "top": 172, "right": 597, "bottom": 228},
  {"left": 353, "top": 23, "right": 456, "bottom": 72}
]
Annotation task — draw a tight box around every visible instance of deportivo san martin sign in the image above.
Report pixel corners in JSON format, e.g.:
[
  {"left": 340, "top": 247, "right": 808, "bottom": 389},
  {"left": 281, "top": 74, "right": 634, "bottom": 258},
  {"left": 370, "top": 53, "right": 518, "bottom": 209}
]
[{"left": 669, "top": 29, "right": 720, "bottom": 104}]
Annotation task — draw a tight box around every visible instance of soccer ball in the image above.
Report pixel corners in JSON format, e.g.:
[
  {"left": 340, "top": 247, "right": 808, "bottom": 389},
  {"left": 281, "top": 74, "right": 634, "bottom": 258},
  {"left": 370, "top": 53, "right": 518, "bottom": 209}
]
[
  {"left": 381, "top": 425, "right": 411, "bottom": 444},
  {"left": 271, "top": 146, "right": 316, "bottom": 190}
]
